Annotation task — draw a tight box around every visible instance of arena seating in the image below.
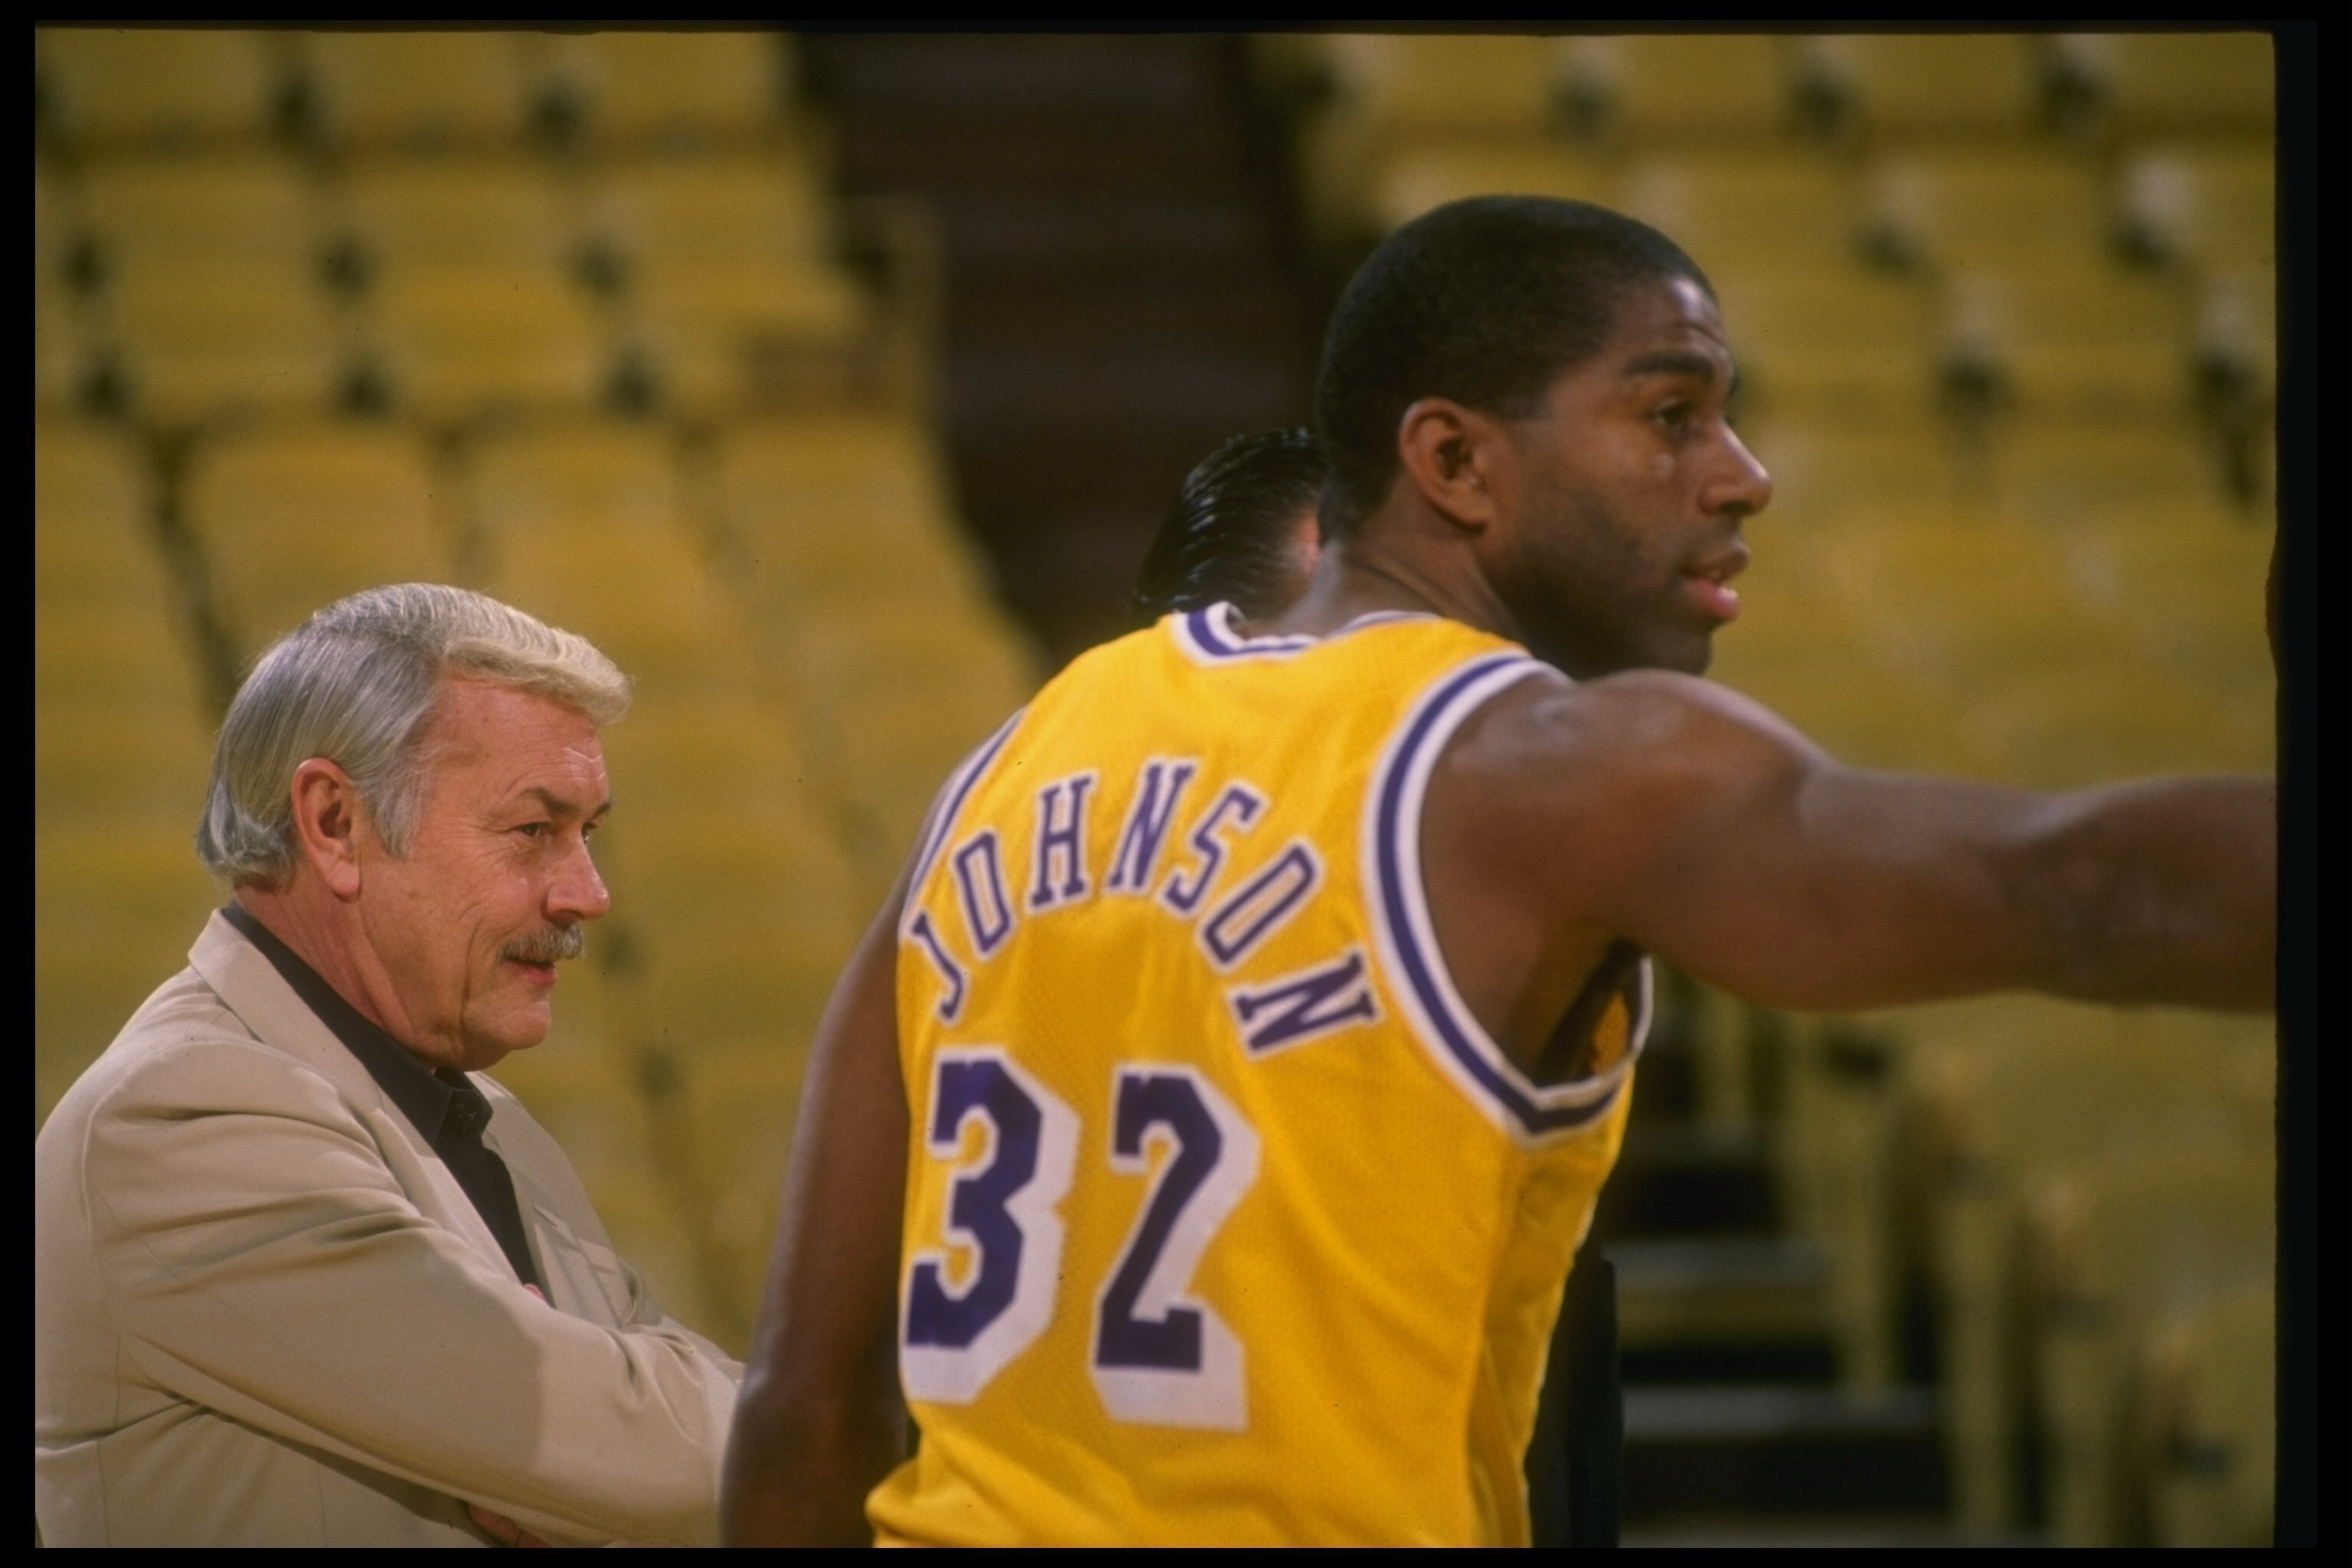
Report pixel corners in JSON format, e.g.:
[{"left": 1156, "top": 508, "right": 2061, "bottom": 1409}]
[
  {"left": 34, "top": 27, "right": 1039, "bottom": 1351},
  {"left": 2140, "top": 1282, "right": 2275, "bottom": 1545}
]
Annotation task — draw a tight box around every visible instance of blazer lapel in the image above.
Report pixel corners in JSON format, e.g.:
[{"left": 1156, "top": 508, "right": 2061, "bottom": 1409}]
[{"left": 188, "top": 912, "right": 523, "bottom": 1286}]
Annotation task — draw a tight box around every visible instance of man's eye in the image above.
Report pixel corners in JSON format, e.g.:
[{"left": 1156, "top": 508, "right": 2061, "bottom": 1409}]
[{"left": 515, "top": 822, "right": 548, "bottom": 839}]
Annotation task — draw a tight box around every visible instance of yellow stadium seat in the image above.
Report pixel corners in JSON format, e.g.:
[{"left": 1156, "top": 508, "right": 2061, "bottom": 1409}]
[
  {"left": 1622, "top": 151, "right": 1861, "bottom": 286},
  {"left": 1990, "top": 418, "right": 2221, "bottom": 525},
  {"left": 1320, "top": 34, "right": 1561, "bottom": 139},
  {"left": 669, "top": 1040, "right": 815, "bottom": 1346},
  {"left": 36, "top": 28, "right": 281, "bottom": 147},
  {"left": 35, "top": 421, "right": 158, "bottom": 605},
  {"left": 1369, "top": 141, "right": 1616, "bottom": 235},
  {"left": 182, "top": 423, "right": 455, "bottom": 657},
  {"left": 1560, "top": 35, "right": 1797, "bottom": 142},
  {"left": 2120, "top": 142, "right": 2274, "bottom": 273},
  {"left": 782, "top": 605, "right": 1037, "bottom": 855},
  {"left": 2053, "top": 32, "right": 2272, "bottom": 136},
  {"left": 1894, "top": 1001, "right": 2268, "bottom": 1534},
  {"left": 715, "top": 413, "right": 995, "bottom": 624},
  {"left": 340, "top": 155, "right": 584, "bottom": 270},
  {"left": 36, "top": 823, "right": 227, "bottom": 1128},
  {"left": 1738, "top": 415, "right": 1965, "bottom": 529},
  {"left": 1956, "top": 661, "right": 2266, "bottom": 789},
  {"left": 35, "top": 607, "right": 209, "bottom": 717},
  {"left": 602, "top": 818, "right": 861, "bottom": 999},
  {"left": 548, "top": 31, "right": 792, "bottom": 146},
  {"left": 592, "top": 152, "right": 838, "bottom": 270},
  {"left": 296, "top": 31, "right": 540, "bottom": 149},
  {"left": 1802, "top": 34, "right": 2043, "bottom": 140},
  {"left": 2142, "top": 1284, "right": 2274, "bottom": 1547},
  {"left": 626, "top": 260, "right": 870, "bottom": 415},
  {"left": 1825, "top": 511, "right": 2135, "bottom": 694},
  {"left": 598, "top": 691, "right": 811, "bottom": 800},
  {"left": 1866, "top": 148, "right": 2111, "bottom": 273},
  {"left": 1943, "top": 268, "right": 2193, "bottom": 416},
  {"left": 2196, "top": 267, "right": 2275, "bottom": 387},
  {"left": 104, "top": 259, "right": 350, "bottom": 425},
  {"left": 79, "top": 151, "right": 322, "bottom": 270},
  {"left": 2061, "top": 508, "right": 2275, "bottom": 707},
  {"left": 2030, "top": 1152, "right": 2273, "bottom": 1546},
  {"left": 36, "top": 701, "right": 215, "bottom": 827},
  {"left": 485, "top": 526, "right": 765, "bottom": 696},
  {"left": 37, "top": 281, "right": 92, "bottom": 410},
  {"left": 365, "top": 264, "right": 612, "bottom": 420},
  {"left": 629, "top": 935, "right": 841, "bottom": 1066},
  {"left": 1711, "top": 272, "right": 1937, "bottom": 417},
  {"left": 466, "top": 419, "right": 684, "bottom": 534}
]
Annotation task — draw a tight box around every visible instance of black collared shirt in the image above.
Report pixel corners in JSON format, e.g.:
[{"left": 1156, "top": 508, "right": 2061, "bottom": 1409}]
[{"left": 221, "top": 903, "right": 544, "bottom": 1293}]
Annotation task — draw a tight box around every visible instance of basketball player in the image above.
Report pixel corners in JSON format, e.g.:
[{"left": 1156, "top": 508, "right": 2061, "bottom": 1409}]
[
  {"left": 1131, "top": 428, "right": 1325, "bottom": 628},
  {"left": 720, "top": 198, "right": 2275, "bottom": 1546}
]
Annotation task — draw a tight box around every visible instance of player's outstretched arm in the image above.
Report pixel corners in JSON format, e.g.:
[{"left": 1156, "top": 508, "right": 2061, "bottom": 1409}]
[
  {"left": 1432, "top": 671, "right": 2276, "bottom": 1018},
  {"left": 721, "top": 874, "right": 912, "bottom": 1547}
]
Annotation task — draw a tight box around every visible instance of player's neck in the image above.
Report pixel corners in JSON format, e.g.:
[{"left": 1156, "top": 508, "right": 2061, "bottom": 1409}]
[{"left": 1264, "top": 524, "right": 1515, "bottom": 644}]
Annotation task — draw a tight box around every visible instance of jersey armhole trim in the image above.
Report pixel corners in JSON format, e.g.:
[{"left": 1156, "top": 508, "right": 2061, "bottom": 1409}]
[
  {"left": 900, "top": 710, "right": 1025, "bottom": 939},
  {"left": 1361, "top": 652, "right": 1648, "bottom": 1145}
]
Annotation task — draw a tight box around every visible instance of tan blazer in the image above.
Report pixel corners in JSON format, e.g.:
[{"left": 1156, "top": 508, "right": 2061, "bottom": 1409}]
[{"left": 34, "top": 912, "right": 742, "bottom": 1547}]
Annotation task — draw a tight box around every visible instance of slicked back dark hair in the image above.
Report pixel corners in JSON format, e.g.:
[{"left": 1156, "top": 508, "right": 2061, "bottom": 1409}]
[
  {"left": 1315, "top": 196, "right": 1710, "bottom": 537},
  {"left": 1132, "top": 428, "right": 1325, "bottom": 626}
]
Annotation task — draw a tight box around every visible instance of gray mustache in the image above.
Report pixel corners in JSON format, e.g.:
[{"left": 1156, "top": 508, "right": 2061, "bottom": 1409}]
[{"left": 502, "top": 926, "right": 586, "bottom": 965}]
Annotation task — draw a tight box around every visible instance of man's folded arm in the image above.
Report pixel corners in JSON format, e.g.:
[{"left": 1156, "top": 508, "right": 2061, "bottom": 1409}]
[{"left": 79, "top": 1038, "right": 738, "bottom": 1547}]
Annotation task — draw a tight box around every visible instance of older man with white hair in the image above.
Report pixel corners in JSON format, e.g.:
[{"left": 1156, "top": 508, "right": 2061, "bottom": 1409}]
[{"left": 35, "top": 584, "right": 741, "bottom": 1547}]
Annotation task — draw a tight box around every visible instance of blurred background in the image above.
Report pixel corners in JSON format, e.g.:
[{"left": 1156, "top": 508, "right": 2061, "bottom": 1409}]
[{"left": 33, "top": 28, "right": 2279, "bottom": 1547}]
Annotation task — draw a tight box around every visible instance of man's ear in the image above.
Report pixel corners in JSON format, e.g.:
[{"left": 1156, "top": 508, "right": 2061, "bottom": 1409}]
[
  {"left": 1395, "top": 397, "right": 1508, "bottom": 533},
  {"left": 288, "top": 758, "right": 367, "bottom": 900}
]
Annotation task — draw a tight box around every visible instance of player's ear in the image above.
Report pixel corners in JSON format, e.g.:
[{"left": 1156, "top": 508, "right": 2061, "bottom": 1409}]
[{"left": 1396, "top": 397, "right": 1505, "bottom": 534}]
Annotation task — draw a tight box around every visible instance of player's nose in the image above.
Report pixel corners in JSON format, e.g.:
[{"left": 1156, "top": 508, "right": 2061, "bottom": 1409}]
[{"left": 1705, "top": 423, "right": 1773, "bottom": 522}]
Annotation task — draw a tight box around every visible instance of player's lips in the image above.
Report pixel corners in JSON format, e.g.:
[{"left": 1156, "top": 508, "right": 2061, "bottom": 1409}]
[{"left": 1680, "top": 546, "right": 1749, "bottom": 623}]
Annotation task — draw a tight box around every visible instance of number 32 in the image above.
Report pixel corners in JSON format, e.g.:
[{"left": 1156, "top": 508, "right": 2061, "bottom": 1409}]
[{"left": 900, "top": 1048, "right": 1261, "bottom": 1430}]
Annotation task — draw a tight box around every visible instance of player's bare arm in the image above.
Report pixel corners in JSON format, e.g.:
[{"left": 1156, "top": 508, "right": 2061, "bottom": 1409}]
[
  {"left": 721, "top": 871, "right": 912, "bottom": 1547},
  {"left": 1424, "top": 670, "right": 2275, "bottom": 1067}
]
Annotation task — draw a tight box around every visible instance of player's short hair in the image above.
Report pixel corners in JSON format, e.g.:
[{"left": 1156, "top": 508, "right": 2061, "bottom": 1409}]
[
  {"left": 1315, "top": 196, "right": 1711, "bottom": 537},
  {"left": 198, "top": 583, "right": 630, "bottom": 887},
  {"left": 1132, "top": 428, "right": 1327, "bottom": 626}
]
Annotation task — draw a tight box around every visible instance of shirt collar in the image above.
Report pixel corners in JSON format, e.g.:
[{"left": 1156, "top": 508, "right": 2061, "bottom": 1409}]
[{"left": 219, "top": 903, "right": 491, "bottom": 1147}]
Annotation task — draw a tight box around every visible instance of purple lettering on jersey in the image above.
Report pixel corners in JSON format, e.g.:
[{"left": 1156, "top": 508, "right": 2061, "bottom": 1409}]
[
  {"left": 906, "top": 908, "right": 969, "bottom": 1022},
  {"left": 953, "top": 830, "right": 1016, "bottom": 958},
  {"left": 1159, "top": 782, "right": 1266, "bottom": 918},
  {"left": 1028, "top": 771, "right": 1098, "bottom": 913},
  {"left": 1106, "top": 759, "right": 1199, "bottom": 894},
  {"left": 1200, "top": 841, "right": 1321, "bottom": 969},
  {"left": 1228, "top": 947, "right": 1380, "bottom": 1055}
]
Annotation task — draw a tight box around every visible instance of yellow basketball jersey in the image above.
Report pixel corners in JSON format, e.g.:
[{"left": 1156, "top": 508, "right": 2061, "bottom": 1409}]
[{"left": 872, "top": 603, "right": 1647, "bottom": 1547}]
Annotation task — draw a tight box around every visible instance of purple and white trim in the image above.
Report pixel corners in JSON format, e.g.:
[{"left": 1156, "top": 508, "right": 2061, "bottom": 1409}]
[
  {"left": 1171, "top": 602, "right": 1325, "bottom": 665},
  {"left": 900, "top": 710, "right": 1024, "bottom": 940},
  {"left": 1361, "top": 653, "right": 1650, "bottom": 1143}
]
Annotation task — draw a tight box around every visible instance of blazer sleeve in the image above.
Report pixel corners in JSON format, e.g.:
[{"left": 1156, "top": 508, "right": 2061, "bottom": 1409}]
[{"left": 73, "top": 1036, "right": 740, "bottom": 1547}]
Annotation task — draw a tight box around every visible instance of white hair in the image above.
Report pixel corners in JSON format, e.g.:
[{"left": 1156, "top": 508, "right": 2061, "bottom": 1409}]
[{"left": 198, "top": 584, "right": 630, "bottom": 887}]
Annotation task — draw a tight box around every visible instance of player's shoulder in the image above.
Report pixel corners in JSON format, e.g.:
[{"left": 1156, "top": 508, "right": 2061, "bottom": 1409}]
[{"left": 1436, "top": 665, "right": 1821, "bottom": 827}]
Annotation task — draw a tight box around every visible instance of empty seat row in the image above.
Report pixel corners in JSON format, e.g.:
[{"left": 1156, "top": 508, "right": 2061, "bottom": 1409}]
[
  {"left": 1366, "top": 140, "right": 2274, "bottom": 277},
  {"left": 36, "top": 29, "right": 807, "bottom": 152},
  {"left": 44, "top": 148, "right": 841, "bottom": 276},
  {"left": 1275, "top": 32, "right": 2272, "bottom": 146},
  {"left": 41, "top": 262, "right": 870, "bottom": 426}
]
